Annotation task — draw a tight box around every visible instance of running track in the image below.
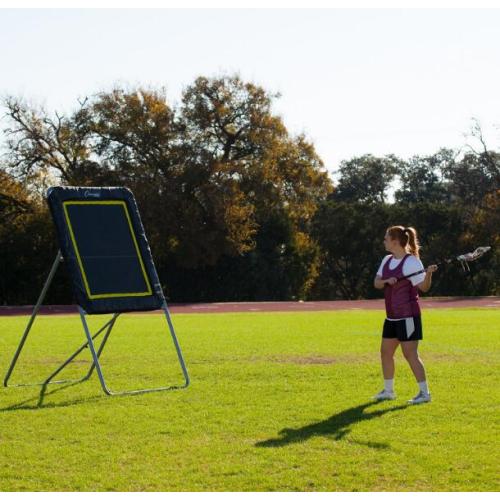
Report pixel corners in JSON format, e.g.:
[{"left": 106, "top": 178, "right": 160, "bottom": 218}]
[{"left": 0, "top": 297, "right": 498, "bottom": 316}]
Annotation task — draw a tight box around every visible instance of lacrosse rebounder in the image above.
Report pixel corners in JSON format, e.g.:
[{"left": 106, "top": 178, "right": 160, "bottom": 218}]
[{"left": 3, "top": 186, "right": 189, "bottom": 396}]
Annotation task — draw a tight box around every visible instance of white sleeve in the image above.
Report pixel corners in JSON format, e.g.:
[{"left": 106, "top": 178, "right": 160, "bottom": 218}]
[
  {"left": 404, "top": 256, "right": 425, "bottom": 286},
  {"left": 376, "top": 255, "right": 391, "bottom": 277}
]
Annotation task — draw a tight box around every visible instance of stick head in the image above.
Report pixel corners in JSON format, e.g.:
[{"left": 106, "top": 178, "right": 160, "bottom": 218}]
[
  {"left": 456, "top": 246, "right": 491, "bottom": 262},
  {"left": 456, "top": 246, "right": 491, "bottom": 273}
]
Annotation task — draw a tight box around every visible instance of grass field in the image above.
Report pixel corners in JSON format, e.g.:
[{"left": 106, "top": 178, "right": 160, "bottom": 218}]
[{"left": 0, "top": 308, "right": 499, "bottom": 491}]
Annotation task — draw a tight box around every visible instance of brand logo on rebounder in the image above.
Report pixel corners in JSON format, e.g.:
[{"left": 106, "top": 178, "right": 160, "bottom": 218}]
[{"left": 84, "top": 190, "right": 100, "bottom": 198}]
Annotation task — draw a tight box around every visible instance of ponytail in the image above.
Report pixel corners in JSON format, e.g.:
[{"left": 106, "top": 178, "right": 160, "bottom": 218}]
[
  {"left": 387, "top": 225, "right": 420, "bottom": 258},
  {"left": 405, "top": 227, "right": 420, "bottom": 258}
]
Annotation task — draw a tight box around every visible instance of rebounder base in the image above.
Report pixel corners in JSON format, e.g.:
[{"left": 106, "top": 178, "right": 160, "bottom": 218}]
[{"left": 3, "top": 252, "right": 190, "bottom": 396}]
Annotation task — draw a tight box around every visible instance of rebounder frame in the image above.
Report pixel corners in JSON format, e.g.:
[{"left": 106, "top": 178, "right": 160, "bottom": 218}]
[
  {"left": 4, "top": 251, "right": 189, "bottom": 395},
  {"left": 4, "top": 186, "right": 190, "bottom": 396}
]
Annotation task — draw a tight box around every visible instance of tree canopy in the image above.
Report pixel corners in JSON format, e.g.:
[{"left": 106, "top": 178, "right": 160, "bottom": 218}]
[{"left": 1, "top": 75, "right": 498, "bottom": 304}]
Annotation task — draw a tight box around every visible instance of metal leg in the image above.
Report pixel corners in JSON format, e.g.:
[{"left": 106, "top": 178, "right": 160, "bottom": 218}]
[
  {"left": 4, "top": 252, "right": 62, "bottom": 387},
  {"left": 3, "top": 251, "right": 120, "bottom": 389},
  {"left": 82, "top": 314, "right": 119, "bottom": 381},
  {"left": 78, "top": 302, "right": 190, "bottom": 396},
  {"left": 42, "top": 314, "right": 119, "bottom": 386},
  {"left": 79, "top": 307, "right": 113, "bottom": 395},
  {"left": 163, "top": 300, "right": 190, "bottom": 388}
]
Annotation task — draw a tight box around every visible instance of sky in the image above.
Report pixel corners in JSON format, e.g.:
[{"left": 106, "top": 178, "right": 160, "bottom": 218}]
[{"left": 1, "top": 8, "right": 500, "bottom": 176}]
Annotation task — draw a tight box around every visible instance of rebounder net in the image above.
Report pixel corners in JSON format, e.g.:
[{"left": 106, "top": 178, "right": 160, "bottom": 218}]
[{"left": 47, "top": 187, "right": 164, "bottom": 314}]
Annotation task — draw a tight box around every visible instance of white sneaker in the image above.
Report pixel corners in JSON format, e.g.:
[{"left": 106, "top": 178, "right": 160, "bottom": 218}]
[
  {"left": 408, "top": 391, "right": 431, "bottom": 404},
  {"left": 373, "top": 389, "right": 396, "bottom": 401}
]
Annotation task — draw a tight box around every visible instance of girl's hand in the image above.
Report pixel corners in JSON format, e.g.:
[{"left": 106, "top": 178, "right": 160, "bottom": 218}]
[
  {"left": 385, "top": 277, "right": 398, "bottom": 286},
  {"left": 426, "top": 265, "right": 438, "bottom": 274}
]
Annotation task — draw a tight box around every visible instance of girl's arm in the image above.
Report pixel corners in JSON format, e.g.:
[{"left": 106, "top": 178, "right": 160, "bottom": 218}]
[
  {"left": 374, "top": 275, "right": 397, "bottom": 289},
  {"left": 374, "top": 256, "right": 396, "bottom": 289},
  {"left": 418, "top": 265, "right": 438, "bottom": 293}
]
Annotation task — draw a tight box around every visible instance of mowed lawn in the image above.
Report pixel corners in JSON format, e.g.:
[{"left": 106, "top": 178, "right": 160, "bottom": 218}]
[{"left": 0, "top": 308, "right": 498, "bottom": 492}]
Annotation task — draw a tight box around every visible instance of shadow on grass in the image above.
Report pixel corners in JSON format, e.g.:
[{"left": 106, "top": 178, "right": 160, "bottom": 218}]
[
  {"left": 1, "top": 378, "right": 184, "bottom": 412},
  {"left": 0, "top": 380, "right": 105, "bottom": 412},
  {"left": 255, "top": 401, "right": 408, "bottom": 449}
]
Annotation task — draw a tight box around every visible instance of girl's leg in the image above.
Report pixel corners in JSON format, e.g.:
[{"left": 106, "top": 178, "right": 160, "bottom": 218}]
[
  {"left": 380, "top": 338, "right": 399, "bottom": 380},
  {"left": 401, "top": 340, "right": 426, "bottom": 383}
]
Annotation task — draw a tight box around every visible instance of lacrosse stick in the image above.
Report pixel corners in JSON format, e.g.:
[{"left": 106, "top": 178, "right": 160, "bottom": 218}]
[{"left": 398, "top": 246, "right": 491, "bottom": 281}]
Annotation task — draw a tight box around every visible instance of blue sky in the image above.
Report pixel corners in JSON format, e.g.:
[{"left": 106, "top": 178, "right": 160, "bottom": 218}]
[{"left": 1, "top": 8, "right": 500, "bottom": 174}]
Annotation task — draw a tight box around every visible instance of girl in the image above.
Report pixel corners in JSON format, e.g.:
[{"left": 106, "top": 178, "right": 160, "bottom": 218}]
[{"left": 373, "top": 226, "right": 437, "bottom": 405}]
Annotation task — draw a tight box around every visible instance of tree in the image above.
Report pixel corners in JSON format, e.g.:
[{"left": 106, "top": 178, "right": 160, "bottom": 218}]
[
  {"left": 310, "top": 201, "right": 393, "bottom": 299},
  {"left": 0, "top": 170, "right": 67, "bottom": 305},
  {"left": 332, "top": 154, "right": 401, "bottom": 203},
  {"left": 441, "top": 151, "right": 500, "bottom": 206},
  {"left": 394, "top": 149, "right": 454, "bottom": 204},
  {"left": 2, "top": 96, "right": 94, "bottom": 192},
  {"left": 180, "top": 75, "right": 331, "bottom": 222},
  {"left": 0, "top": 169, "right": 31, "bottom": 223},
  {"left": 460, "top": 189, "right": 500, "bottom": 295},
  {"left": 1, "top": 75, "right": 333, "bottom": 302},
  {"left": 172, "top": 75, "right": 332, "bottom": 294}
]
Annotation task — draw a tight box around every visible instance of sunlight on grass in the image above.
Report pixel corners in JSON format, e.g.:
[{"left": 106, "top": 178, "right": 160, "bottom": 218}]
[{"left": 0, "top": 308, "right": 498, "bottom": 491}]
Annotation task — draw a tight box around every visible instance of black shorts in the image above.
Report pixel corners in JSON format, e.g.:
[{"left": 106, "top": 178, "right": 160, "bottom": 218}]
[{"left": 383, "top": 315, "right": 423, "bottom": 342}]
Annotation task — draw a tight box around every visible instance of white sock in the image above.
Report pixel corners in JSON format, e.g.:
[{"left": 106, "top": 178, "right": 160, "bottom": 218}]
[
  {"left": 384, "top": 379, "right": 394, "bottom": 392},
  {"left": 418, "top": 381, "right": 429, "bottom": 394}
]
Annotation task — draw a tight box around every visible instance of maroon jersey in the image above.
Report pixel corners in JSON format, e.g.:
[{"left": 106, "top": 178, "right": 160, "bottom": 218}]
[{"left": 382, "top": 254, "right": 421, "bottom": 319}]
